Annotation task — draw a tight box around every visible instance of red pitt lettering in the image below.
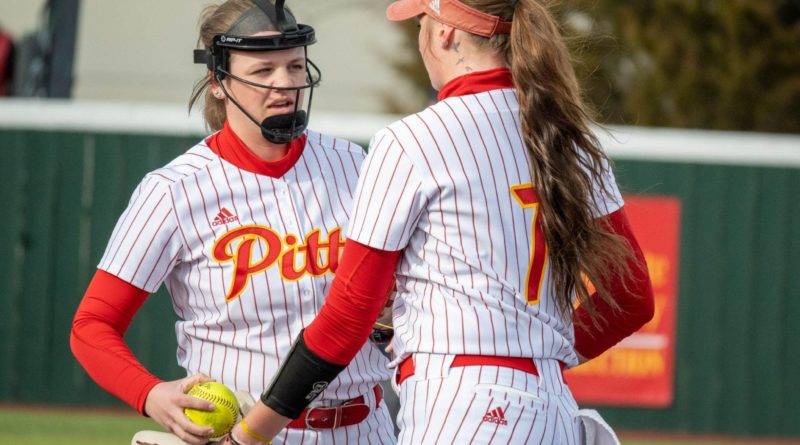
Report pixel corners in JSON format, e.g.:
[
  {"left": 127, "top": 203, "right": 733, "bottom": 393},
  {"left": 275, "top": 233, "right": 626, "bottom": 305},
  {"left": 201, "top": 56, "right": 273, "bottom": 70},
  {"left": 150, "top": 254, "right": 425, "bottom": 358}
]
[
  {"left": 213, "top": 226, "right": 345, "bottom": 301},
  {"left": 281, "top": 228, "right": 344, "bottom": 281}
]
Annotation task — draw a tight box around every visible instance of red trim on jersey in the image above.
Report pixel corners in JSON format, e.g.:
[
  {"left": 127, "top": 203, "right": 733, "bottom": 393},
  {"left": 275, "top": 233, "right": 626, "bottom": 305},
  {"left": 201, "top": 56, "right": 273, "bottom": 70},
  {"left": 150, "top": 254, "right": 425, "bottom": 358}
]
[
  {"left": 70, "top": 269, "right": 160, "bottom": 415},
  {"left": 303, "top": 240, "right": 401, "bottom": 365},
  {"left": 437, "top": 67, "right": 514, "bottom": 101},
  {"left": 573, "top": 207, "right": 656, "bottom": 359},
  {"left": 207, "top": 120, "right": 307, "bottom": 178}
]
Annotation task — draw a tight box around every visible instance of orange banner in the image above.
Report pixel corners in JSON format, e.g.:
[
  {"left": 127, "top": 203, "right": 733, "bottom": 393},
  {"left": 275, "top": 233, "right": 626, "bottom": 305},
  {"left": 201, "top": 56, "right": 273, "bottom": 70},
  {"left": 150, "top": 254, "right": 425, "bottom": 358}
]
[{"left": 565, "top": 195, "right": 681, "bottom": 407}]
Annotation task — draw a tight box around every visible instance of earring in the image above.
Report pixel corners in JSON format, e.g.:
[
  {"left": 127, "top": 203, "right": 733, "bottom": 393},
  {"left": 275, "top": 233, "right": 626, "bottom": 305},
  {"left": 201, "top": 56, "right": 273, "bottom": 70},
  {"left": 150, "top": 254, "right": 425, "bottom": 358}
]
[{"left": 214, "top": 91, "right": 223, "bottom": 98}]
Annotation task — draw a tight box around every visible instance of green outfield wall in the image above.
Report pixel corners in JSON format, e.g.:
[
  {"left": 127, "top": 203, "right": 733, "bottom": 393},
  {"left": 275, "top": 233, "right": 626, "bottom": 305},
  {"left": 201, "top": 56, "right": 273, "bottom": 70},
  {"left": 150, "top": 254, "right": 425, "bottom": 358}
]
[{"left": 0, "top": 100, "right": 798, "bottom": 437}]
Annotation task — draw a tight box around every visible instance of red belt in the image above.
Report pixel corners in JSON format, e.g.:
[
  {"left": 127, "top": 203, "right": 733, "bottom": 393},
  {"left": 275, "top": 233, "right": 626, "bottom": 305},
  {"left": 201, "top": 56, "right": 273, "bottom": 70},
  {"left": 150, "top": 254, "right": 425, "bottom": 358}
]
[
  {"left": 397, "top": 355, "right": 549, "bottom": 386},
  {"left": 287, "top": 385, "right": 382, "bottom": 430}
]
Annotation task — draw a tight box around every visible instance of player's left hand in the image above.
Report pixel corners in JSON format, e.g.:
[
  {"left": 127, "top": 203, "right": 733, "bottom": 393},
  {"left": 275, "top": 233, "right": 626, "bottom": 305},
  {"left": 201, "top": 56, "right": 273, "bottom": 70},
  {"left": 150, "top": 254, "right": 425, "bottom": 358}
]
[{"left": 143, "top": 373, "right": 217, "bottom": 445}]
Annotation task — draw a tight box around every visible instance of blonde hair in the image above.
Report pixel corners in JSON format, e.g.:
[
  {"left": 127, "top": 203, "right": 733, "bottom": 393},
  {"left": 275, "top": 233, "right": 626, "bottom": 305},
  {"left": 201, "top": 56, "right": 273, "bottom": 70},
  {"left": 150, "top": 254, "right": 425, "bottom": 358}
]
[
  {"left": 460, "top": 0, "right": 635, "bottom": 323},
  {"left": 188, "top": 0, "right": 281, "bottom": 131}
]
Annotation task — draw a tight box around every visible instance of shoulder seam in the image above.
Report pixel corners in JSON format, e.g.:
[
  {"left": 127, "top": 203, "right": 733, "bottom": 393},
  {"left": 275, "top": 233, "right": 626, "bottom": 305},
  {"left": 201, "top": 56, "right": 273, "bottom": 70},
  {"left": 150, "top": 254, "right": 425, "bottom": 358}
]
[
  {"left": 307, "top": 130, "right": 365, "bottom": 155},
  {"left": 145, "top": 146, "right": 218, "bottom": 186}
]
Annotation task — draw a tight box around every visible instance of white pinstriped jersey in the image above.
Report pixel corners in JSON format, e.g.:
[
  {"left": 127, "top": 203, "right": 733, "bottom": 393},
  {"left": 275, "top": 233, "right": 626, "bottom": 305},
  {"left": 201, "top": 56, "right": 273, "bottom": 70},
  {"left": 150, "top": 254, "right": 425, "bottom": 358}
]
[
  {"left": 98, "top": 130, "right": 391, "bottom": 401},
  {"left": 348, "top": 88, "right": 623, "bottom": 369}
]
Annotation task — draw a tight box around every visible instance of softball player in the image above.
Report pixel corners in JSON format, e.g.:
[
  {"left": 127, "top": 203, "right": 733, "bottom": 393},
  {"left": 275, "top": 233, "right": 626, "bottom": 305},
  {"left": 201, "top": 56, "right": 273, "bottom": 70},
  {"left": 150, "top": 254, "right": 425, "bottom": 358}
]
[
  {"left": 226, "top": 1, "right": 655, "bottom": 444},
  {"left": 69, "top": 2, "right": 395, "bottom": 444}
]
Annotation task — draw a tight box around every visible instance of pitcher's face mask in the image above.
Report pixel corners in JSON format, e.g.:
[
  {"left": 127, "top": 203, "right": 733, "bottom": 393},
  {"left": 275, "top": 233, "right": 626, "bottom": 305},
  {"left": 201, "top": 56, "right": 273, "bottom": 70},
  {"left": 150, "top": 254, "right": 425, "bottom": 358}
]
[{"left": 194, "top": 0, "right": 321, "bottom": 144}]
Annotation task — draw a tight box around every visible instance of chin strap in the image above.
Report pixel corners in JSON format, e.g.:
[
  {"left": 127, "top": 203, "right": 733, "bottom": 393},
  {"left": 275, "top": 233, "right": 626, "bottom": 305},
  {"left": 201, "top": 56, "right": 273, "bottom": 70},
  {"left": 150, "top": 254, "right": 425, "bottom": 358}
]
[{"left": 261, "top": 110, "right": 307, "bottom": 144}]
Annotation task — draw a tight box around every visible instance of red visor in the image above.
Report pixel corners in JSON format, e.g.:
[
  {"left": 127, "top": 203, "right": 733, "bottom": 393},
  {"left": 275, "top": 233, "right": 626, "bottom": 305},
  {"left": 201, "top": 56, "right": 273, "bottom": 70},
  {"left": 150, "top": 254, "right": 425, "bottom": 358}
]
[{"left": 387, "top": 0, "right": 512, "bottom": 38}]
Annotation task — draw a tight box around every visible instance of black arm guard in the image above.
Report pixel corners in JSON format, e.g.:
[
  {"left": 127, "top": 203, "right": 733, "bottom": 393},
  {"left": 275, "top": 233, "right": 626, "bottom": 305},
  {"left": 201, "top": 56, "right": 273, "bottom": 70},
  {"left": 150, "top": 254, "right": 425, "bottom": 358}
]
[{"left": 260, "top": 330, "right": 347, "bottom": 419}]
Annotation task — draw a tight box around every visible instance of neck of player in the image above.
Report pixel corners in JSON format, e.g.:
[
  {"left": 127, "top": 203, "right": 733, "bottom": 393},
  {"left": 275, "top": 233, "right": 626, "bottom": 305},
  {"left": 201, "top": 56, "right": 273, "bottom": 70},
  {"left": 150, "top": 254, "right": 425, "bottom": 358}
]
[
  {"left": 435, "top": 30, "right": 507, "bottom": 89},
  {"left": 229, "top": 111, "right": 290, "bottom": 161}
]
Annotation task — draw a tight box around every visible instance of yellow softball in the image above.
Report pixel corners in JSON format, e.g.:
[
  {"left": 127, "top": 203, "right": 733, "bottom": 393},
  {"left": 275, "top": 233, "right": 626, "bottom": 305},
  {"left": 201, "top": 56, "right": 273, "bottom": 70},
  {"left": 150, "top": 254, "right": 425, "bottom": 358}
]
[{"left": 184, "top": 382, "right": 239, "bottom": 438}]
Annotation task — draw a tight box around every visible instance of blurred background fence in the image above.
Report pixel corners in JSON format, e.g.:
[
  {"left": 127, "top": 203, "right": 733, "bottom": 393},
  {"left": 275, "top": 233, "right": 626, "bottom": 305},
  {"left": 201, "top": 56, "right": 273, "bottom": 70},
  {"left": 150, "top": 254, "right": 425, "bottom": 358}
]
[{"left": 1, "top": 100, "right": 799, "bottom": 438}]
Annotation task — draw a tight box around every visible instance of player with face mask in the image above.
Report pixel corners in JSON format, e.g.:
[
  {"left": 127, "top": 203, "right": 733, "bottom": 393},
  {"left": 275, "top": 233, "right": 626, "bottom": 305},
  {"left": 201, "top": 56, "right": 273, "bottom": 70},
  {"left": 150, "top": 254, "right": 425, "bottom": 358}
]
[{"left": 70, "top": 2, "right": 396, "bottom": 444}]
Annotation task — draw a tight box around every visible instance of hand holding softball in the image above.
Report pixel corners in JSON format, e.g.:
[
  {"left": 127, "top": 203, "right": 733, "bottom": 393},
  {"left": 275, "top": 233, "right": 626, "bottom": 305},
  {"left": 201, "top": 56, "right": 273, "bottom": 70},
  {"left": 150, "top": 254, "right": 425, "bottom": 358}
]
[
  {"left": 143, "top": 373, "right": 217, "bottom": 445},
  {"left": 184, "top": 382, "right": 239, "bottom": 439}
]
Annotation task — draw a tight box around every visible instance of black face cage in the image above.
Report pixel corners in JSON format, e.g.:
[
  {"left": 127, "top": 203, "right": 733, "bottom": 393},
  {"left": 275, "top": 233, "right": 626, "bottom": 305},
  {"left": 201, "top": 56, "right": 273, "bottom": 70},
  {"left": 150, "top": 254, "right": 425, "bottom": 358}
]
[{"left": 193, "top": 0, "right": 321, "bottom": 144}]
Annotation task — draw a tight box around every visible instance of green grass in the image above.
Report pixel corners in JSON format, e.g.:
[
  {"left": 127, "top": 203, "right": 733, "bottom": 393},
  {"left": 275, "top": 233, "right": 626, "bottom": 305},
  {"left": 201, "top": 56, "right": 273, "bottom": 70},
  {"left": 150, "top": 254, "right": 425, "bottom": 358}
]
[
  {"left": 0, "top": 407, "right": 159, "bottom": 445},
  {"left": 1, "top": 407, "right": 798, "bottom": 444},
  {"left": 625, "top": 443, "right": 693, "bottom": 445}
]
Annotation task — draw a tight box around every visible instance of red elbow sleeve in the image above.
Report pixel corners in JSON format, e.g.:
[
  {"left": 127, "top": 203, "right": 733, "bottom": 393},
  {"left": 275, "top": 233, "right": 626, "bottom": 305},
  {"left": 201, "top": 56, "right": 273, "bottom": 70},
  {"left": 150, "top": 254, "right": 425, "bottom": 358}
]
[
  {"left": 70, "top": 270, "right": 161, "bottom": 414},
  {"left": 573, "top": 208, "right": 655, "bottom": 359}
]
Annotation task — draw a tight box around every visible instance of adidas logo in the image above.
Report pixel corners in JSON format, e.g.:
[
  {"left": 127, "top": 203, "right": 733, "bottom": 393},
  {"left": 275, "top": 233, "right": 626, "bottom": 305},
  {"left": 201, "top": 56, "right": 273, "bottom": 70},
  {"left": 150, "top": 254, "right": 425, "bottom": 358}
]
[
  {"left": 429, "top": 0, "right": 440, "bottom": 14},
  {"left": 212, "top": 208, "right": 239, "bottom": 226},
  {"left": 482, "top": 406, "right": 508, "bottom": 425}
]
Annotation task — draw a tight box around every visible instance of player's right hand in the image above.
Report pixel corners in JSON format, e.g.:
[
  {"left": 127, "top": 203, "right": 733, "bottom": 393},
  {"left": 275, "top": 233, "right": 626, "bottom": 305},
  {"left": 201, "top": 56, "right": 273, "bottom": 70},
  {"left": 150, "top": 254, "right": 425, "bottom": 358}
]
[{"left": 143, "top": 373, "right": 216, "bottom": 445}]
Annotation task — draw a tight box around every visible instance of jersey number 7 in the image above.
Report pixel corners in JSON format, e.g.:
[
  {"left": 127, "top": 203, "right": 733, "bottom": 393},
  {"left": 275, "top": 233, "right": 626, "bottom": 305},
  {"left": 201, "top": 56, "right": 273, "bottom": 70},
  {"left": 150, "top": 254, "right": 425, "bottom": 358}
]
[{"left": 511, "top": 184, "right": 548, "bottom": 305}]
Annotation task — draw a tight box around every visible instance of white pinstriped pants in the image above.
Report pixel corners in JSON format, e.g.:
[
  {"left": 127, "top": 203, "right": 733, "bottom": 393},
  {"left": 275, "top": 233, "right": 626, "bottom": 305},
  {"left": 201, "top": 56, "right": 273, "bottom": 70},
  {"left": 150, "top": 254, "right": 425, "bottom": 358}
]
[{"left": 394, "top": 355, "right": 581, "bottom": 444}]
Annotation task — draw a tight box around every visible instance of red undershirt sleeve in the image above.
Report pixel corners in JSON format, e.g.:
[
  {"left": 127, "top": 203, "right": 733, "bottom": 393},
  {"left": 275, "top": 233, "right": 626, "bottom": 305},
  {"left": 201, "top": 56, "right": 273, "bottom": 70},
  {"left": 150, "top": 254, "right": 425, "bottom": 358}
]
[
  {"left": 573, "top": 207, "right": 656, "bottom": 360},
  {"left": 303, "top": 240, "right": 401, "bottom": 365},
  {"left": 70, "top": 269, "right": 162, "bottom": 415}
]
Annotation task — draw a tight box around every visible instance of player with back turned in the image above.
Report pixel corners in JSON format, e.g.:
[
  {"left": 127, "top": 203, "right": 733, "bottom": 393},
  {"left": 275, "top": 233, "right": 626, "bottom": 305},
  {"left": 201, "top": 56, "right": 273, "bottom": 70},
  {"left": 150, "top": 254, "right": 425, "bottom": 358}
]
[
  {"left": 69, "top": 1, "right": 396, "bottom": 444},
  {"left": 227, "top": 0, "right": 656, "bottom": 444}
]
